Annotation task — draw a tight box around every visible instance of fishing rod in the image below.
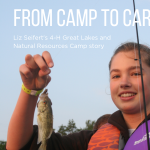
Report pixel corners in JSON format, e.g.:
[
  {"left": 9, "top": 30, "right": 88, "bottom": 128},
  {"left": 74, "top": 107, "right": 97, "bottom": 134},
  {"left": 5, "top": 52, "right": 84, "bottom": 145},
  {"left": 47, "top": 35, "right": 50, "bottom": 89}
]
[{"left": 132, "top": 0, "right": 150, "bottom": 149}]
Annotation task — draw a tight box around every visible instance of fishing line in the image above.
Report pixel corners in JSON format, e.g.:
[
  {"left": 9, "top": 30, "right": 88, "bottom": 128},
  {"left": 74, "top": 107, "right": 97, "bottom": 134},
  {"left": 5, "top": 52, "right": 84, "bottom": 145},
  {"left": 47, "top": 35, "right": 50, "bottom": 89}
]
[
  {"left": 133, "top": 43, "right": 143, "bottom": 122},
  {"left": 133, "top": 0, "right": 150, "bottom": 149},
  {"left": 133, "top": 42, "right": 146, "bottom": 149},
  {"left": 45, "top": 75, "right": 48, "bottom": 88},
  {"left": 105, "top": 85, "right": 111, "bottom": 95}
]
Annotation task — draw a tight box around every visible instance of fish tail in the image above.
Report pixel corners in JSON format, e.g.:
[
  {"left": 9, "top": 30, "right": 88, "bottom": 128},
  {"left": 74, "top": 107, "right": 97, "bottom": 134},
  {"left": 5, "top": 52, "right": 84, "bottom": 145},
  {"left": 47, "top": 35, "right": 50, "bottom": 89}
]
[
  {"left": 38, "top": 143, "right": 47, "bottom": 150},
  {"left": 38, "top": 144, "right": 43, "bottom": 150}
]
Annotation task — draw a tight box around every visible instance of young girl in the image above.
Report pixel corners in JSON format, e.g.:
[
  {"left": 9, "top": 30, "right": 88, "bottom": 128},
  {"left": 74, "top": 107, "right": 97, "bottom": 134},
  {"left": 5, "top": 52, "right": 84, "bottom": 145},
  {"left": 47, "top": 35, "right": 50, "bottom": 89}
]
[{"left": 6, "top": 42, "right": 150, "bottom": 150}]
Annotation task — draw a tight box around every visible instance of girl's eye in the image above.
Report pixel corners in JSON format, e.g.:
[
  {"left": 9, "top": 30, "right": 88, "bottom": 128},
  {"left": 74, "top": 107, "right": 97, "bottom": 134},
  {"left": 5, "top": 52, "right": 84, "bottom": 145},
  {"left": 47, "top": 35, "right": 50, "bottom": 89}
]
[
  {"left": 112, "top": 75, "right": 120, "bottom": 79},
  {"left": 132, "top": 72, "right": 141, "bottom": 76}
]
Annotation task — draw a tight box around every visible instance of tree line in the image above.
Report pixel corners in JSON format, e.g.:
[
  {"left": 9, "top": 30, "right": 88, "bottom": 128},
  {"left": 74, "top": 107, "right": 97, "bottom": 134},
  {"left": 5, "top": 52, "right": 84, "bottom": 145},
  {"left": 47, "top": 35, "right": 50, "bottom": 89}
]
[
  {"left": 57, "top": 119, "right": 95, "bottom": 135},
  {"left": 0, "top": 141, "right": 6, "bottom": 150},
  {"left": 0, "top": 119, "right": 95, "bottom": 149}
]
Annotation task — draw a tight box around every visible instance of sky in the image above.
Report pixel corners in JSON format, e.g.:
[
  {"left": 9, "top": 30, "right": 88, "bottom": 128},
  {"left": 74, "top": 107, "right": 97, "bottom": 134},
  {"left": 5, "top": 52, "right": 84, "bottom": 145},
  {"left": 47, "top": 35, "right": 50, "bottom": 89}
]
[{"left": 0, "top": 0, "right": 150, "bottom": 141}]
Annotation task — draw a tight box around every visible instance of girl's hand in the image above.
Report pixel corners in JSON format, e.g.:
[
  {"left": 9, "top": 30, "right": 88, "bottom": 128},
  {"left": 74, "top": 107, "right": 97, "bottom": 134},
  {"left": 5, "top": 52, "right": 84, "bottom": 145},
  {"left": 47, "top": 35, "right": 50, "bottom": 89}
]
[{"left": 19, "top": 51, "right": 54, "bottom": 90}]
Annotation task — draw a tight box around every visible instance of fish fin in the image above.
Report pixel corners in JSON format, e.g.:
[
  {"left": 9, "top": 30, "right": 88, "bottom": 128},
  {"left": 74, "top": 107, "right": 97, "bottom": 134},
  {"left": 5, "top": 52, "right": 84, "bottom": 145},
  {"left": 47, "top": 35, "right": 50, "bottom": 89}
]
[
  {"left": 47, "top": 129, "right": 53, "bottom": 140},
  {"left": 37, "top": 116, "right": 43, "bottom": 144},
  {"left": 37, "top": 127, "right": 43, "bottom": 144}
]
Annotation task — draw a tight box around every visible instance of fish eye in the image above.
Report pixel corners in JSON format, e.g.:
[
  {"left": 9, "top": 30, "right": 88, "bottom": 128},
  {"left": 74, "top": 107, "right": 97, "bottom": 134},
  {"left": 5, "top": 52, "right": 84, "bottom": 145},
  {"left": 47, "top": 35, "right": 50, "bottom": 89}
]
[{"left": 43, "top": 101, "right": 47, "bottom": 104}]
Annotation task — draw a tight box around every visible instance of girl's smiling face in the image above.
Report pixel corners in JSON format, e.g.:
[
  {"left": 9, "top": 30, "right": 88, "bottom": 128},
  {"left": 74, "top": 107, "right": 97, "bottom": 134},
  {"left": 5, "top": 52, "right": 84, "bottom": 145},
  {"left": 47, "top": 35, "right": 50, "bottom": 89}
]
[{"left": 110, "top": 51, "right": 150, "bottom": 114}]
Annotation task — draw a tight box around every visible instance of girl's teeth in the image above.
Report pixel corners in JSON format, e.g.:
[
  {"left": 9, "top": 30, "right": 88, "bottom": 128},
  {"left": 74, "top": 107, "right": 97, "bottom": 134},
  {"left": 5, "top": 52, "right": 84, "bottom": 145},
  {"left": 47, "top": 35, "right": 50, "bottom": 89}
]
[{"left": 121, "top": 93, "right": 135, "bottom": 97}]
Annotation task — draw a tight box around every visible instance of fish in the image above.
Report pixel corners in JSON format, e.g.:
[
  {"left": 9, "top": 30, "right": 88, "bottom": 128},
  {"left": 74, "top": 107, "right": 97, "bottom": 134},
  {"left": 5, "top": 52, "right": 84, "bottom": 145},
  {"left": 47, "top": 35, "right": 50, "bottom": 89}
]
[{"left": 37, "top": 89, "right": 53, "bottom": 150}]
